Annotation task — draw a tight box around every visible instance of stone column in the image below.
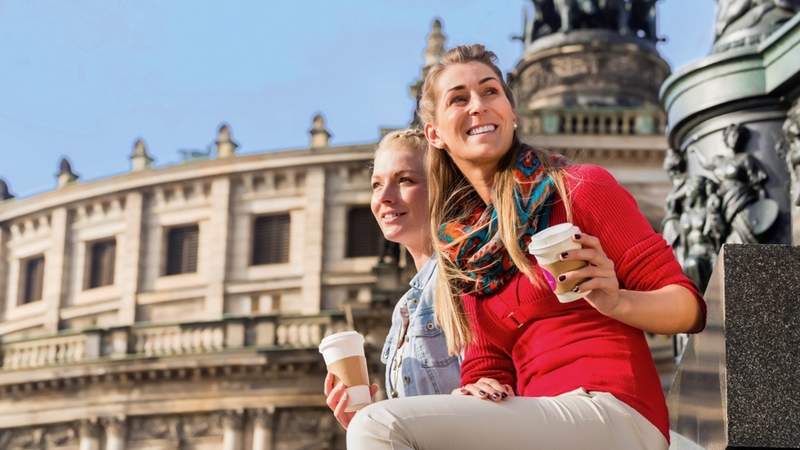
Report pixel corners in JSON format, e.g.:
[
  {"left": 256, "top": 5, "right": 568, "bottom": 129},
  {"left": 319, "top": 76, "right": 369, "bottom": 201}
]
[
  {"left": 119, "top": 191, "right": 144, "bottom": 325},
  {"left": 104, "top": 416, "right": 126, "bottom": 450},
  {"left": 252, "top": 408, "right": 275, "bottom": 450},
  {"left": 301, "top": 167, "right": 325, "bottom": 313},
  {"left": 785, "top": 100, "right": 800, "bottom": 244},
  {"left": 79, "top": 419, "right": 101, "bottom": 450},
  {"left": 206, "top": 177, "right": 231, "bottom": 319},
  {"left": 43, "top": 207, "right": 68, "bottom": 332},
  {"left": 222, "top": 410, "right": 244, "bottom": 450}
]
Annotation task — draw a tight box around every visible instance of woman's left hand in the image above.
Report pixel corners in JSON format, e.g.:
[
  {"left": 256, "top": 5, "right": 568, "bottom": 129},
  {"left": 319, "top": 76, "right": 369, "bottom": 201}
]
[{"left": 558, "top": 232, "right": 621, "bottom": 317}]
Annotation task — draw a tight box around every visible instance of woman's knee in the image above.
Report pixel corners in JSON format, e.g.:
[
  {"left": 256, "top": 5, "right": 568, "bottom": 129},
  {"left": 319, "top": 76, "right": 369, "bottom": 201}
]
[
  {"left": 347, "top": 399, "right": 415, "bottom": 449},
  {"left": 347, "top": 401, "right": 392, "bottom": 444}
]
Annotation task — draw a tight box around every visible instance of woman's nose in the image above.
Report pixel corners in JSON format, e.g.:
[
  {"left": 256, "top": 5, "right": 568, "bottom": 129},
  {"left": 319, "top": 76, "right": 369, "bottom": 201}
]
[
  {"left": 467, "top": 94, "right": 487, "bottom": 115},
  {"left": 379, "top": 186, "right": 397, "bottom": 204}
]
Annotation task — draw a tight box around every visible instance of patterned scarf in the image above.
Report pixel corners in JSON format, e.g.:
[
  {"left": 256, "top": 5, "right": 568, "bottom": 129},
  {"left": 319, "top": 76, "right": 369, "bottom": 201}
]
[{"left": 437, "top": 142, "right": 559, "bottom": 296}]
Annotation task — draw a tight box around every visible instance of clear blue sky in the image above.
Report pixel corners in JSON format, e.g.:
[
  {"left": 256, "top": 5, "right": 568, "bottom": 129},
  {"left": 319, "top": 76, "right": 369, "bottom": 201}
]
[{"left": 0, "top": 0, "right": 715, "bottom": 198}]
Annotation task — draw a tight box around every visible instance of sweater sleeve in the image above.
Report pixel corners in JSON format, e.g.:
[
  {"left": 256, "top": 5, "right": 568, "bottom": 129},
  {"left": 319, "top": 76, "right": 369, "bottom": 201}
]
[
  {"left": 569, "top": 165, "right": 707, "bottom": 333},
  {"left": 459, "top": 295, "right": 517, "bottom": 389}
]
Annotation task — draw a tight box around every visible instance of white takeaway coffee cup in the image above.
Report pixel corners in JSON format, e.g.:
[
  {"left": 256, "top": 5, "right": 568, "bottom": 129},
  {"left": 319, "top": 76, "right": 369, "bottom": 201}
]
[
  {"left": 319, "top": 331, "right": 371, "bottom": 412},
  {"left": 528, "top": 222, "right": 592, "bottom": 303}
]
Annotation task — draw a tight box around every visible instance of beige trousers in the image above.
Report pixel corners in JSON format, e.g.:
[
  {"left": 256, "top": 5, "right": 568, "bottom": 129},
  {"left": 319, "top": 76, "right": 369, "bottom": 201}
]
[{"left": 347, "top": 388, "right": 668, "bottom": 450}]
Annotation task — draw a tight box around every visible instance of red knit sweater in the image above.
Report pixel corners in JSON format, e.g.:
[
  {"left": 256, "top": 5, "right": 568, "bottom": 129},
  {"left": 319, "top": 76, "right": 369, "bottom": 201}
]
[{"left": 460, "top": 164, "right": 706, "bottom": 442}]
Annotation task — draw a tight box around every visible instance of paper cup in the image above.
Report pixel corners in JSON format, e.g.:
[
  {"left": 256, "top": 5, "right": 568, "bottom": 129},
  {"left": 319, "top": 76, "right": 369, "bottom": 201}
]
[
  {"left": 319, "top": 331, "right": 371, "bottom": 412},
  {"left": 528, "top": 223, "right": 592, "bottom": 303}
]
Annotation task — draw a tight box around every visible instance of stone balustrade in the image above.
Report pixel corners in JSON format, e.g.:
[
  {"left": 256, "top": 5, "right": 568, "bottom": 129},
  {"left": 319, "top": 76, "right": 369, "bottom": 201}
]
[
  {"left": 531, "top": 109, "right": 665, "bottom": 135},
  {"left": 0, "top": 313, "right": 354, "bottom": 371},
  {"left": 1, "top": 333, "right": 88, "bottom": 370}
]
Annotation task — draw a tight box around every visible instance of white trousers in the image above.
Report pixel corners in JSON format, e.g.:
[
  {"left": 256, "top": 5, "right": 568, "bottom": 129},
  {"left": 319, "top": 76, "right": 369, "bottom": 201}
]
[{"left": 347, "top": 388, "right": 668, "bottom": 450}]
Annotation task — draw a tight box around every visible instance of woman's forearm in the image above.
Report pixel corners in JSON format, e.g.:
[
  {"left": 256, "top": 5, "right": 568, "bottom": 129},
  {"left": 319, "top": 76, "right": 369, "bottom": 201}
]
[{"left": 608, "top": 284, "right": 703, "bottom": 335}]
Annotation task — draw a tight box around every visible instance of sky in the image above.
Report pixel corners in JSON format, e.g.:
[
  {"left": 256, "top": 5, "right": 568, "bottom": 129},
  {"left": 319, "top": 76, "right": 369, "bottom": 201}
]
[{"left": 0, "top": 0, "right": 716, "bottom": 199}]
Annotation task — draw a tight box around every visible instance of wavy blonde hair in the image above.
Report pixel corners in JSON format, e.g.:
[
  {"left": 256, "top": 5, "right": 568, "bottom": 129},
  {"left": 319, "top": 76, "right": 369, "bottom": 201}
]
[{"left": 419, "top": 44, "right": 573, "bottom": 355}]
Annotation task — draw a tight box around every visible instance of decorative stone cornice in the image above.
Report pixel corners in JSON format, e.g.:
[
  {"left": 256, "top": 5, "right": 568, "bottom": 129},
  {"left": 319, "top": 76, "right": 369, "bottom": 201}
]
[{"left": 0, "top": 144, "right": 375, "bottom": 223}]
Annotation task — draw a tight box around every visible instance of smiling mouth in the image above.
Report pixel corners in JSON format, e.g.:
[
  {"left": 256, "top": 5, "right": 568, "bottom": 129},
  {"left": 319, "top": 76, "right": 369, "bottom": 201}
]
[
  {"left": 467, "top": 124, "right": 497, "bottom": 136},
  {"left": 382, "top": 212, "right": 406, "bottom": 220}
]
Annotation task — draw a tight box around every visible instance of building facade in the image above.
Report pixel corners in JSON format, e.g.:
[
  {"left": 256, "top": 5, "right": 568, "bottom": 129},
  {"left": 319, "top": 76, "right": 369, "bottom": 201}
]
[{"left": 0, "top": 5, "right": 680, "bottom": 449}]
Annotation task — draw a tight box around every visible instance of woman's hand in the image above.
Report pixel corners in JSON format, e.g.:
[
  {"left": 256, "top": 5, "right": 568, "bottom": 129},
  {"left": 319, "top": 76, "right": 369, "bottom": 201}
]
[
  {"left": 324, "top": 372, "right": 379, "bottom": 430},
  {"left": 452, "top": 377, "right": 514, "bottom": 402},
  {"left": 559, "top": 232, "right": 621, "bottom": 317}
]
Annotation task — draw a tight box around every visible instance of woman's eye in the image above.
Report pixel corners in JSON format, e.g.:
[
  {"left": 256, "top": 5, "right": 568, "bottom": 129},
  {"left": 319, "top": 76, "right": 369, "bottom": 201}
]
[
  {"left": 371, "top": 182, "right": 381, "bottom": 190},
  {"left": 484, "top": 87, "right": 498, "bottom": 95},
  {"left": 450, "top": 95, "right": 467, "bottom": 105},
  {"left": 399, "top": 177, "right": 414, "bottom": 184}
]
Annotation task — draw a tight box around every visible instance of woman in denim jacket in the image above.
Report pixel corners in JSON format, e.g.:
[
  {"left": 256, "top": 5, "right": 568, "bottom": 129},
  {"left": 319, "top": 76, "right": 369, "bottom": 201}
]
[{"left": 323, "top": 129, "right": 461, "bottom": 429}]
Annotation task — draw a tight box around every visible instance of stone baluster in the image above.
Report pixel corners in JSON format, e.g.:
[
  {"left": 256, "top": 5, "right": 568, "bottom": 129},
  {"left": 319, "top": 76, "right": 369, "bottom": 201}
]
[{"left": 252, "top": 408, "right": 276, "bottom": 450}]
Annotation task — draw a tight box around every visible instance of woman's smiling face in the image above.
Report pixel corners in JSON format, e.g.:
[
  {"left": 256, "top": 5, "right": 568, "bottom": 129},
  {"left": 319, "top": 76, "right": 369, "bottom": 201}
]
[
  {"left": 425, "top": 61, "right": 516, "bottom": 171},
  {"left": 370, "top": 145, "right": 429, "bottom": 250}
]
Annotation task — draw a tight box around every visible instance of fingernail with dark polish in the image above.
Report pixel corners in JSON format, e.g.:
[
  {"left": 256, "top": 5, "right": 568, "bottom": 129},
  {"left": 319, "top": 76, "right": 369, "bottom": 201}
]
[
  {"left": 491, "top": 393, "right": 500, "bottom": 400},
  {"left": 560, "top": 252, "right": 568, "bottom": 259},
  {"left": 574, "top": 234, "right": 581, "bottom": 240},
  {"left": 572, "top": 285, "right": 580, "bottom": 293},
  {"left": 460, "top": 388, "right": 468, "bottom": 395},
  {"left": 501, "top": 392, "right": 508, "bottom": 398},
  {"left": 558, "top": 274, "right": 566, "bottom": 282},
  {"left": 479, "top": 390, "right": 487, "bottom": 396}
]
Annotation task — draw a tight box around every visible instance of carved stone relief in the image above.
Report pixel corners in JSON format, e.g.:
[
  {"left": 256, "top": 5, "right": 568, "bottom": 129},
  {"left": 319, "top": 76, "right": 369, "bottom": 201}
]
[
  {"left": 0, "top": 423, "right": 80, "bottom": 450},
  {"left": 275, "top": 408, "right": 340, "bottom": 450},
  {"left": 784, "top": 101, "right": 800, "bottom": 206},
  {"left": 129, "top": 415, "right": 181, "bottom": 442},
  {"left": 663, "top": 123, "right": 778, "bottom": 291}
]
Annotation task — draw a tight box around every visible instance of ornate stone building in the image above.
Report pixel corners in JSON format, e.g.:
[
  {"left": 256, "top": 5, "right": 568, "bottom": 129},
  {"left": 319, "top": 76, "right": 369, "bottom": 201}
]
[{"left": 0, "top": 4, "right": 684, "bottom": 449}]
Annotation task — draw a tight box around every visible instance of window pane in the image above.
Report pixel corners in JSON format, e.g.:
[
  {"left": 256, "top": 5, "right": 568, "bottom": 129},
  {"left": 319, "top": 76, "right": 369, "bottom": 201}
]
[
  {"left": 22, "top": 255, "right": 45, "bottom": 303},
  {"left": 252, "top": 214, "right": 290, "bottom": 265},
  {"left": 166, "top": 225, "right": 199, "bottom": 275},
  {"left": 346, "top": 206, "right": 381, "bottom": 257},
  {"left": 88, "top": 239, "right": 116, "bottom": 289}
]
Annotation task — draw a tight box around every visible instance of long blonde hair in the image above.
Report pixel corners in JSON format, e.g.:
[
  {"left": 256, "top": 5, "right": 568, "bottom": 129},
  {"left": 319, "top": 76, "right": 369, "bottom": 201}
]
[{"left": 419, "top": 44, "right": 573, "bottom": 355}]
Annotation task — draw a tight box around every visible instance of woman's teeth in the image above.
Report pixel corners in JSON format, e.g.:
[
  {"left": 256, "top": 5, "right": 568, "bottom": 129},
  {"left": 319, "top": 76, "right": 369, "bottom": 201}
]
[{"left": 467, "top": 125, "right": 497, "bottom": 136}]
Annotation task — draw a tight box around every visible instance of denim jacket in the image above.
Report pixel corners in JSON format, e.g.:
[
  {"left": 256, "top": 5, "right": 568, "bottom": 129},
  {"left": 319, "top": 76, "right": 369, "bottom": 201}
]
[{"left": 380, "top": 259, "right": 461, "bottom": 397}]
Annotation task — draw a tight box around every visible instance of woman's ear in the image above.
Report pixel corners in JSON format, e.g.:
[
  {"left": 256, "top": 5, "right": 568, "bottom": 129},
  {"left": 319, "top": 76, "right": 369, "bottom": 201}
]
[{"left": 424, "top": 123, "right": 446, "bottom": 150}]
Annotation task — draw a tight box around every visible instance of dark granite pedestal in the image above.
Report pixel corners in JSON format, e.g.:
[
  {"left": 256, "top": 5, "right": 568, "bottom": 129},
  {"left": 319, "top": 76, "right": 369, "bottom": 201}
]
[{"left": 668, "top": 244, "right": 800, "bottom": 449}]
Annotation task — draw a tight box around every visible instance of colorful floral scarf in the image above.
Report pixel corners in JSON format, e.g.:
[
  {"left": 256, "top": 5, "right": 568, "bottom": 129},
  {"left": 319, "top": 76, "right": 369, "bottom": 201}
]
[{"left": 437, "top": 142, "right": 559, "bottom": 296}]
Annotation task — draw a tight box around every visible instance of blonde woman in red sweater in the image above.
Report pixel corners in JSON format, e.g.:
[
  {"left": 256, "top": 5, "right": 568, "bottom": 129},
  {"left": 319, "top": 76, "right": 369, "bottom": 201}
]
[{"left": 346, "top": 44, "right": 706, "bottom": 450}]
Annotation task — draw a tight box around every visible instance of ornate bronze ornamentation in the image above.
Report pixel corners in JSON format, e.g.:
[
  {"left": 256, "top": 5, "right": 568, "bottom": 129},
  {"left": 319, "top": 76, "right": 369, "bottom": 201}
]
[
  {"left": 528, "top": 0, "right": 659, "bottom": 40},
  {"left": 663, "top": 124, "right": 778, "bottom": 290},
  {"left": 784, "top": 101, "right": 800, "bottom": 205}
]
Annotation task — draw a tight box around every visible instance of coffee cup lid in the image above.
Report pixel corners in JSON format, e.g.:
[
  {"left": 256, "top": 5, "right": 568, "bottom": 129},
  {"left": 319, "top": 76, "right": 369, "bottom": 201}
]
[
  {"left": 528, "top": 223, "right": 580, "bottom": 253},
  {"left": 319, "top": 330, "right": 365, "bottom": 364}
]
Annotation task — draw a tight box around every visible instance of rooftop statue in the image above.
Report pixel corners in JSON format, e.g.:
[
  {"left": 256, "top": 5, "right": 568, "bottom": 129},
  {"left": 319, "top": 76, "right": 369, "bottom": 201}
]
[
  {"left": 0, "top": 179, "right": 13, "bottom": 200},
  {"left": 528, "top": 0, "right": 659, "bottom": 41},
  {"left": 715, "top": 0, "right": 800, "bottom": 44}
]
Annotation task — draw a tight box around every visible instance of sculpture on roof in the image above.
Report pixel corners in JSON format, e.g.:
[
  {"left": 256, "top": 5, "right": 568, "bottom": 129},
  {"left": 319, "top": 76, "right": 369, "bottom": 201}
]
[{"left": 527, "top": 0, "right": 659, "bottom": 41}]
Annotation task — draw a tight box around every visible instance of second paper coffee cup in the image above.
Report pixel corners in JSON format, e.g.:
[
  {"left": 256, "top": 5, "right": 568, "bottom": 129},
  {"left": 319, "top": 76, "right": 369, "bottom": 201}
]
[
  {"left": 319, "top": 331, "right": 371, "bottom": 412},
  {"left": 528, "top": 222, "right": 592, "bottom": 303}
]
